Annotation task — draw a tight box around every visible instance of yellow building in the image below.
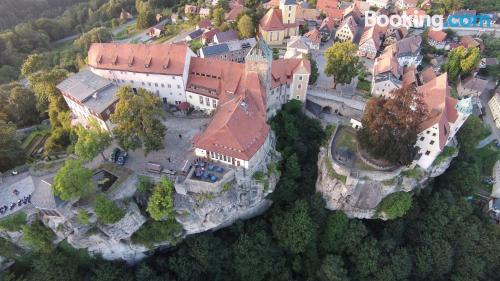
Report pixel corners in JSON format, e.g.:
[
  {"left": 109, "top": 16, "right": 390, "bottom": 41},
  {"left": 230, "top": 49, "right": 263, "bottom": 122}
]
[
  {"left": 489, "top": 91, "right": 500, "bottom": 129},
  {"left": 259, "top": 0, "right": 299, "bottom": 46}
]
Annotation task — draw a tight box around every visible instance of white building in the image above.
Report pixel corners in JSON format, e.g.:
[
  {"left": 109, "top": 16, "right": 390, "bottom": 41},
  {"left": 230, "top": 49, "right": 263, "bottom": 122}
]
[
  {"left": 335, "top": 16, "right": 359, "bottom": 42},
  {"left": 383, "top": 35, "right": 423, "bottom": 67},
  {"left": 87, "top": 43, "right": 196, "bottom": 106},
  {"left": 414, "top": 73, "right": 471, "bottom": 169},
  {"left": 367, "top": 0, "right": 390, "bottom": 9},
  {"left": 371, "top": 51, "right": 402, "bottom": 98}
]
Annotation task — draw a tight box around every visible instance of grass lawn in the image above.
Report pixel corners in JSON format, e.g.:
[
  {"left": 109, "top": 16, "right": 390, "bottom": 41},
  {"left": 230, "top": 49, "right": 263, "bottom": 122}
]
[
  {"left": 337, "top": 130, "right": 357, "bottom": 151},
  {"left": 114, "top": 25, "right": 143, "bottom": 40},
  {"left": 475, "top": 143, "right": 499, "bottom": 193},
  {"left": 357, "top": 79, "right": 371, "bottom": 92}
]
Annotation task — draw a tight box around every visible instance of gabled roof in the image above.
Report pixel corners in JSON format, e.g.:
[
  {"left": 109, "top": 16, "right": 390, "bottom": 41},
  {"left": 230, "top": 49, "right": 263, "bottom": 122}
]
[
  {"left": 197, "top": 19, "right": 213, "bottom": 29},
  {"left": 420, "top": 67, "right": 436, "bottom": 84},
  {"left": 88, "top": 43, "right": 189, "bottom": 76},
  {"left": 417, "top": 73, "right": 458, "bottom": 149},
  {"left": 287, "top": 36, "right": 309, "bottom": 50},
  {"left": 319, "top": 17, "right": 336, "bottom": 32},
  {"left": 359, "top": 25, "right": 384, "bottom": 50},
  {"left": 373, "top": 50, "right": 401, "bottom": 77},
  {"left": 259, "top": 8, "right": 285, "bottom": 31},
  {"left": 271, "top": 58, "right": 311, "bottom": 88},
  {"left": 339, "top": 16, "right": 358, "bottom": 34},
  {"left": 305, "top": 28, "right": 321, "bottom": 44},
  {"left": 460, "top": 75, "right": 488, "bottom": 92},
  {"left": 428, "top": 29, "right": 447, "bottom": 42},
  {"left": 226, "top": 5, "right": 248, "bottom": 21},
  {"left": 214, "top": 30, "right": 239, "bottom": 43}
]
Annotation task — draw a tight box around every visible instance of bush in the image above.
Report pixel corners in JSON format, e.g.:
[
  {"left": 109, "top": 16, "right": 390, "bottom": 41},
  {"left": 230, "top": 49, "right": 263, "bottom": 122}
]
[
  {"left": 0, "top": 213, "right": 27, "bottom": 231},
  {"left": 137, "top": 176, "right": 154, "bottom": 193},
  {"left": 376, "top": 192, "right": 412, "bottom": 220},
  {"left": 146, "top": 177, "right": 175, "bottom": 221},
  {"left": 94, "top": 195, "right": 124, "bottom": 224},
  {"left": 77, "top": 210, "right": 91, "bottom": 225},
  {"left": 132, "top": 220, "right": 183, "bottom": 248},
  {"left": 22, "top": 221, "right": 55, "bottom": 252},
  {"left": 253, "top": 171, "right": 265, "bottom": 181}
]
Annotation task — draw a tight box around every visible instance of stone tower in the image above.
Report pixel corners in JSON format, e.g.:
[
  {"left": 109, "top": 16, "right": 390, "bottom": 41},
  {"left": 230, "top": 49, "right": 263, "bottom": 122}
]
[{"left": 245, "top": 39, "right": 273, "bottom": 92}]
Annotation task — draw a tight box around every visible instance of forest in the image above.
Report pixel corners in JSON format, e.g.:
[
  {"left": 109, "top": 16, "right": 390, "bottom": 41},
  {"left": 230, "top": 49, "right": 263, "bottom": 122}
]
[{"left": 1, "top": 101, "right": 499, "bottom": 281}]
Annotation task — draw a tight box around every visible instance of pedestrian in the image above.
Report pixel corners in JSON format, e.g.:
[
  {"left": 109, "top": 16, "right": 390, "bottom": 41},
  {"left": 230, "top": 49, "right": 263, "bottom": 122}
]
[
  {"left": 178, "top": 134, "right": 182, "bottom": 139},
  {"left": 168, "top": 157, "right": 171, "bottom": 163}
]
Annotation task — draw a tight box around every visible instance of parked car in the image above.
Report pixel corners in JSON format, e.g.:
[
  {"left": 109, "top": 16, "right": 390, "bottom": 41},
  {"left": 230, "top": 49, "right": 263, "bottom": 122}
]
[
  {"left": 116, "top": 151, "right": 128, "bottom": 166},
  {"left": 110, "top": 148, "right": 121, "bottom": 162}
]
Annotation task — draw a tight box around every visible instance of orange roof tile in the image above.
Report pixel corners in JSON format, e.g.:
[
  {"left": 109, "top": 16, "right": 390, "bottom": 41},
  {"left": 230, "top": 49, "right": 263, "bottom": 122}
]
[
  {"left": 271, "top": 58, "right": 311, "bottom": 88},
  {"left": 305, "top": 28, "right": 321, "bottom": 44},
  {"left": 260, "top": 8, "right": 285, "bottom": 31},
  {"left": 88, "top": 43, "right": 189, "bottom": 76},
  {"left": 428, "top": 29, "right": 447, "bottom": 42},
  {"left": 226, "top": 5, "right": 247, "bottom": 21}
]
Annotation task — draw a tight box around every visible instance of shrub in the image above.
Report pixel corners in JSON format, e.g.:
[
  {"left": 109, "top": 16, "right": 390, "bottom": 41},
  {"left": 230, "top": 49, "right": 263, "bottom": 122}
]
[
  {"left": 0, "top": 213, "right": 27, "bottom": 231},
  {"left": 146, "top": 177, "right": 175, "bottom": 221},
  {"left": 253, "top": 171, "right": 265, "bottom": 181},
  {"left": 77, "top": 209, "right": 91, "bottom": 225},
  {"left": 137, "top": 176, "right": 154, "bottom": 193},
  {"left": 376, "top": 192, "right": 413, "bottom": 220},
  {"left": 95, "top": 195, "right": 124, "bottom": 224},
  {"left": 222, "top": 182, "right": 232, "bottom": 192},
  {"left": 22, "top": 221, "right": 55, "bottom": 252},
  {"left": 132, "top": 219, "right": 183, "bottom": 248}
]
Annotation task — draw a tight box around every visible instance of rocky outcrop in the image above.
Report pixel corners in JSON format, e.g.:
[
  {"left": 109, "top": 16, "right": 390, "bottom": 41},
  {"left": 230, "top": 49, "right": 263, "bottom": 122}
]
[{"left": 316, "top": 144, "right": 457, "bottom": 219}]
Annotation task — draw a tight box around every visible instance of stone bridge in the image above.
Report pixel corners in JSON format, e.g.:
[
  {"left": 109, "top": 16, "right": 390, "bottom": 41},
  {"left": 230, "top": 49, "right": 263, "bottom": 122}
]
[{"left": 306, "top": 88, "right": 367, "bottom": 121}]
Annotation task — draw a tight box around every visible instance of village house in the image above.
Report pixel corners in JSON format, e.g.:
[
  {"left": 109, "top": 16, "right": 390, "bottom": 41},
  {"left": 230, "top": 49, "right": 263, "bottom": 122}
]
[
  {"left": 396, "top": 0, "right": 418, "bottom": 10},
  {"left": 458, "top": 36, "right": 484, "bottom": 51},
  {"left": 316, "top": 0, "right": 341, "bottom": 17},
  {"left": 259, "top": 0, "right": 299, "bottom": 45},
  {"left": 201, "top": 28, "right": 220, "bottom": 45},
  {"left": 334, "top": 15, "right": 359, "bottom": 42},
  {"left": 319, "top": 17, "right": 336, "bottom": 41},
  {"left": 197, "top": 19, "right": 213, "bottom": 30},
  {"left": 148, "top": 24, "right": 164, "bottom": 38},
  {"left": 427, "top": 29, "right": 447, "bottom": 49},
  {"left": 403, "top": 8, "right": 427, "bottom": 28},
  {"left": 213, "top": 30, "right": 240, "bottom": 44},
  {"left": 304, "top": 28, "right": 321, "bottom": 49},
  {"left": 186, "top": 29, "right": 204, "bottom": 41},
  {"left": 382, "top": 35, "right": 423, "bottom": 67},
  {"left": 419, "top": 67, "right": 436, "bottom": 84},
  {"left": 414, "top": 73, "right": 472, "bottom": 169},
  {"left": 296, "top": 5, "right": 321, "bottom": 26},
  {"left": 384, "top": 26, "right": 409, "bottom": 46},
  {"left": 284, "top": 36, "right": 310, "bottom": 58},
  {"left": 367, "top": 0, "right": 390, "bottom": 9},
  {"left": 457, "top": 75, "right": 489, "bottom": 98},
  {"left": 199, "top": 37, "right": 257, "bottom": 62},
  {"left": 226, "top": 5, "right": 247, "bottom": 22},
  {"left": 185, "top": 4, "right": 198, "bottom": 15},
  {"left": 199, "top": 8, "right": 211, "bottom": 18},
  {"left": 371, "top": 50, "right": 402, "bottom": 98},
  {"left": 488, "top": 90, "right": 500, "bottom": 128},
  {"left": 357, "top": 25, "right": 384, "bottom": 59}
]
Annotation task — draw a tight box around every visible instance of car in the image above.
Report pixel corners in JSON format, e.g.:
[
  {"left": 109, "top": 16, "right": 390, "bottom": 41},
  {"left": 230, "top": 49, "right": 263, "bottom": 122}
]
[
  {"left": 116, "top": 151, "right": 128, "bottom": 166},
  {"left": 110, "top": 148, "right": 121, "bottom": 162}
]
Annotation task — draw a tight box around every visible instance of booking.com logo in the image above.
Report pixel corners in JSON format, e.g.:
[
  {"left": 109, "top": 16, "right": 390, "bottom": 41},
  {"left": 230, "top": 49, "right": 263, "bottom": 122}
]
[{"left": 365, "top": 11, "right": 493, "bottom": 30}]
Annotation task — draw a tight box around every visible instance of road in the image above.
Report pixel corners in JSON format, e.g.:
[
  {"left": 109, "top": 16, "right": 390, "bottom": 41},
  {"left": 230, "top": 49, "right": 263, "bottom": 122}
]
[{"left": 477, "top": 77, "right": 500, "bottom": 144}]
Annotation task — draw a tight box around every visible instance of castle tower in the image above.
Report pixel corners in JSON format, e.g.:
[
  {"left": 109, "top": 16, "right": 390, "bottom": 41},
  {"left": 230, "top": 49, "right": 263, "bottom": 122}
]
[
  {"left": 245, "top": 39, "right": 273, "bottom": 92},
  {"left": 279, "top": 0, "right": 297, "bottom": 25}
]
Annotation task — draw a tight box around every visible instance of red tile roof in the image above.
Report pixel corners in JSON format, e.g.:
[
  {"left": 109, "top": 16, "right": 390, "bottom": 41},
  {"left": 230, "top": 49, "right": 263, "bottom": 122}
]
[
  {"left": 417, "top": 73, "right": 458, "bottom": 149},
  {"left": 317, "top": 0, "right": 339, "bottom": 12},
  {"left": 259, "top": 8, "right": 285, "bottom": 31},
  {"left": 226, "top": 5, "right": 247, "bottom": 21},
  {"left": 305, "top": 28, "right": 321, "bottom": 44},
  {"left": 271, "top": 58, "right": 311, "bottom": 88},
  {"left": 428, "top": 29, "right": 447, "bottom": 42},
  {"left": 88, "top": 43, "right": 189, "bottom": 76},
  {"left": 198, "top": 19, "right": 213, "bottom": 29}
]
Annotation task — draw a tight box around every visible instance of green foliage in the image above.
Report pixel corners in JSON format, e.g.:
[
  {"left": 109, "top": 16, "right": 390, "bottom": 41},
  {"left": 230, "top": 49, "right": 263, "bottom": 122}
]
[
  {"left": 136, "top": 176, "right": 154, "bottom": 193},
  {"left": 53, "top": 159, "right": 94, "bottom": 200},
  {"left": 0, "top": 213, "right": 27, "bottom": 231},
  {"left": 73, "top": 27, "right": 112, "bottom": 54},
  {"left": 324, "top": 41, "right": 363, "bottom": 88},
  {"left": 222, "top": 182, "right": 232, "bottom": 191},
  {"left": 433, "top": 146, "right": 458, "bottom": 165},
  {"left": 211, "top": 8, "right": 225, "bottom": 27},
  {"left": 443, "top": 46, "right": 480, "bottom": 81},
  {"left": 457, "top": 115, "right": 490, "bottom": 159},
  {"left": 22, "top": 221, "right": 55, "bottom": 252},
  {"left": 317, "top": 255, "right": 349, "bottom": 281},
  {"left": 77, "top": 209, "right": 91, "bottom": 225},
  {"left": 252, "top": 171, "right": 265, "bottom": 181},
  {"left": 307, "top": 53, "right": 318, "bottom": 85},
  {"left": 402, "top": 168, "right": 423, "bottom": 179},
  {"left": 0, "top": 121, "right": 25, "bottom": 172},
  {"left": 237, "top": 14, "right": 255, "bottom": 39},
  {"left": 94, "top": 195, "right": 124, "bottom": 225},
  {"left": 272, "top": 200, "right": 316, "bottom": 254},
  {"left": 110, "top": 86, "right": 167, "bottom": 154},
  {"left": 189, "top": 39, "right": 203, "bottom": 52},
  {"left": 146, "top": 177, "right": 175, "bottom": 221},
  {"left": 74, "top": 121, "right": 111, "bottom": 161},
  {"left": 132, "top": 219, "right": 182, "bottom": 248},
  {"left": 376, "top": 192, "right": 413, "bottom": 219}
]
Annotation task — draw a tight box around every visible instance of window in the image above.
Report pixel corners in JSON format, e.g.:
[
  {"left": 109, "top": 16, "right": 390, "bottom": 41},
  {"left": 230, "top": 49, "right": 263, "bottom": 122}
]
[
  {"left": 177, "top": 85, "right": 181, "bottom": 89},
  {"left": 430, "top": 140, "right": 435, "bottom": 145},
  {"left": 148, "top": 82, "right": 152, "bottom": 86},
  {"left": 155, "top": 83, "right": 158, "bottom": 87},
  {"left": 130, "top": 80, "right": 134, "bottom": 84},
  {"left": 426, "top": 130, "right": 430, "bottom": 134},
  {"left": 432, "top": 133, "right": 436, "bottom": 136},
  {"left": 213, "top": 100, "right": 217, "bottom": 108},
  {"left": 299, "top": 76, "right": 303, "bottom": 80},
  {"left": 142, "top": 82, "right": 145, "bottom": 86},
  {"left": 200, "top": 96, "right": 204, "bottom": 105},
  {"left": 168, "top": 84, "right": 171, "bottom": 88},
  {"left": 161, "top": 83, "right": 164, "bottom": 87},
  {"left": 296, "top": 95, "right": 300, "bottom": 99},
  {"left": 420, "top": 137, "right": 424, "bottom": 141},
  {"left": 206, "top": 97, "right": 210, "bottom": 106},
  {"left": 298, "top": 84, "right": 301, "bottom": 89},
  {"left": 425, "top": 150, "right": 430, "bottom": 155}
]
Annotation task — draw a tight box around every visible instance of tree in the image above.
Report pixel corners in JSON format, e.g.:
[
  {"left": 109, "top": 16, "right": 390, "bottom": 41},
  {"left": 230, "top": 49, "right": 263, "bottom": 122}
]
[
  {"left": 456, "top": 115, "right": 489, "bottom": 159},
  {"left": 53, "top": 159, "right": 94, "bottom": 201},
  {"left": 357, "top": 86, "right": 428, "bottom": 165},
  {"left": 307, "top": 53, "right": 319, "bottom": 85},
  {"left": 233, "top": 231, "right": 280, "bottom": 281},
  {"left": 146, "top": 177, "right": 175, "bottom": 221},
  {"left": 73, "top": 27, "right": 113, "bottom": 54},
  {"left": 136, "top": 9, "right": 155, "bottom": 29},
  {"left": 0, "top": 121, "right": 25, "bottom": 172},
  {"left": 74, "top": 121, "right": 111, "bottom": 161},
  {"left": 95, "top": 195, "right": 125, "bottom": 225},
  {"left": 376, "top": 192, "right": 413, "bottom": 219},
  {"left": 212, "top": 7, "right": 225, "bottom": 27},
  {"left": 320, "top": 212, "right": 349, "bottom": 253},
  {"left": 21, "top": 53, "right": 48, "bottom": 76},
  {"left": 272, "top": 200, "right": 316, "bottom": 254},
  {"left": 317, "top": 255, "right": 349, "bottom": 281},
  {"left": 443, "top": 46, "right": 480, "bottom": 80},
  {"left": 8, "top": 86, "right": 39, "bottom": 126},
  {"left": 110, "top": 86, "right": 166, "bottom": 154},
  {"left": 22, "top": 221, "right": 55, "bottom": 253},
  {"left": 28, "top": 68, "right": 68, "bottom": 113},
  {"left": 237, "top": 14, "right": 255, "bottom": 39},
  {"left": 324, "top": 41, "right": 362, "bottom": 89}
]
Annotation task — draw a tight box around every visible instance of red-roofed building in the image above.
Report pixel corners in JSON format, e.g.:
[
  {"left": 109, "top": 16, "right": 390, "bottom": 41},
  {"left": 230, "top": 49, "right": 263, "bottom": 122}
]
[
  {"left": 427, "top": 29, "right": 447, "bottom": 49},
  {"left": 259, "top": 1, "right": 299, "bottom": 45},
  {"left": 335, "top": 16, "right": 359, "bottom": 42},
  {"left": 304, "top": 28, "right": 321, "bottom": 49},
  {"left": 316, "top": 0, "right": 342, "bottom": 18},
  {"left": 358, "top": 25, "right": 385, "bottom": 59},
  {"left": 226, "top": 5, "right": 248, "bottom": 22},
  {"left": 414, "top": 73, "right": 471, "bottom": 169},
  {"left": 185, "top": 4, "right": 197, "bottom": 15}
]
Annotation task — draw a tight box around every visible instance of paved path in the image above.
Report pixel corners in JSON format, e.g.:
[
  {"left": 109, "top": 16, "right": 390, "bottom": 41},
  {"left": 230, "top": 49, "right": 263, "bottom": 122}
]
[{"left": 477, "top": 134, "right": 496, "bottom": 149}]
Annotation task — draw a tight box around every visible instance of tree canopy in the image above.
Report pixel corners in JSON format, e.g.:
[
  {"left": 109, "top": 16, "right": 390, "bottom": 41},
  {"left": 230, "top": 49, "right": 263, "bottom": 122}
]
[
  {"left": 146, "top": 177, "right": 175, "bottom": 221},
  {"left": 237, "top": 14, "right": 255, "bottom": 39},
  {"left": 324, "top": 41, "right": 362, "bottom": 88},
  {"left": 358, "top": 86, "right": 428, "bottom": 165},
  {"left": 0, "top": 121, "right": 25, "bottom": 172},
  {"left": 74, "top": 121, "right": 111, "bottom": 161},
  {"left": 110, "top": 86, "right": 167, "bottom": 154},
  {"left": 443, "top": 46, "right": 480, "bottom": 80},
  {"left": 95, "top": 195, "right": 125, "bottom": 225},
  {"left": 53, "top": 159, "right": 94, "bottom": 200}
]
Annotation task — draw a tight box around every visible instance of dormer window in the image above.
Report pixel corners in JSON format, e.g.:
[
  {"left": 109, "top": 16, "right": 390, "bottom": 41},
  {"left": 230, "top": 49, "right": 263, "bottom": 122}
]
[
  {"left": 128, "top": 56, "right": 134, "bottom": 67},
  {"left": 112, "top": 55, "right": 118, "bottom": 65},
  {"left": 145, "top": 57, "right": 152, "bottom": 68},
  {"left": 97, "top": 55, "right": 102, "bottom": 64}
]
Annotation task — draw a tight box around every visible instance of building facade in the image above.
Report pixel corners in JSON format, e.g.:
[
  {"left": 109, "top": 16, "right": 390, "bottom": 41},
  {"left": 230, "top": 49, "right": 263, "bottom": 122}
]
[
  {"left": 488, "top": 91, "right": 500, "bottom": 128},
  {"left": 259, "top": 0, "right": 299, "bottom": 45}
]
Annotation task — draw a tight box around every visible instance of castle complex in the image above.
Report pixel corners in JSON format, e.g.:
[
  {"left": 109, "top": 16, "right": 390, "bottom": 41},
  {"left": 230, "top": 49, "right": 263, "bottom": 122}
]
[{"left": 57, "top": 40, "right": 311, "bottom": 171}]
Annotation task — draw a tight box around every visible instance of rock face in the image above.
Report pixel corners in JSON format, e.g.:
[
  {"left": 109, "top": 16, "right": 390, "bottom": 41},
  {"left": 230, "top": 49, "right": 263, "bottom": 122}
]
[{"left": 316, "top": 144, "right": 457, "bottom": 219}]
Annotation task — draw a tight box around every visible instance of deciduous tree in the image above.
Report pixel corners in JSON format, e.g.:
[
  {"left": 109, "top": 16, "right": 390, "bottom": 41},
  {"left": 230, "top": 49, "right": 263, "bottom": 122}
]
[
  {"left": 146, "top": 177, "right": 175, "bottom": 221},
  {"left": 74, "top": 121, "right": 111, "bottom": 161},
  {"left": 324, "top": 41, "right": 362, "bottom": 89},
  {"left": 53, "top": 159, "right": 94, "bottom": 200},
  {"left": 95, "top": 195, "right": 125, "bottom": 224},
  {"left": 237, "top": 14, "right": 255, "bottom": 39},
  {"left": 0, "top": 121, "right": 25, "bottom": 172},
  {"left": 443, "top": 46, "right": 480, "bottom": 80},
  {"left": 110, "top": 86, "right": 166, "bottom": 154}
]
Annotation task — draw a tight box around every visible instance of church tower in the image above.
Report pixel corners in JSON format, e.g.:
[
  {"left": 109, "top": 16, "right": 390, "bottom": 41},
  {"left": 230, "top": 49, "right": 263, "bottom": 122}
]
[
  {"left": 245, "top": 39, "right": 273, "bottom": 92},
  {"left": 279, "top": 0, "right": 297, "bottom": 25}
]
